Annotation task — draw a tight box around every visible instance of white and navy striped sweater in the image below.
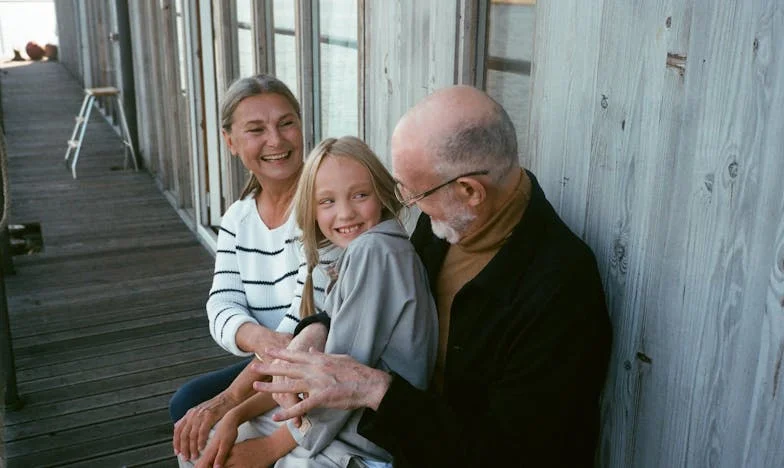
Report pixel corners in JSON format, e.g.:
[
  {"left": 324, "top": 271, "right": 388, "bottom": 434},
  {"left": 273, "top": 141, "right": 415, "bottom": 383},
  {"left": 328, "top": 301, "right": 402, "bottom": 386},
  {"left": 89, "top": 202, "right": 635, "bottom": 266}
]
[{"left": 206, "top": 196, "right": 333, "bottom": 356}]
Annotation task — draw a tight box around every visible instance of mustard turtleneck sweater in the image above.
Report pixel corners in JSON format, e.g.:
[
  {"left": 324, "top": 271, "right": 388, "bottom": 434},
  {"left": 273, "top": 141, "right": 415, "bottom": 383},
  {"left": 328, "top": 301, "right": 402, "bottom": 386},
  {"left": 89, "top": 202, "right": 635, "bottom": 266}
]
[{"left": 432, "top": 169, "right": 532, "bottom": 391}]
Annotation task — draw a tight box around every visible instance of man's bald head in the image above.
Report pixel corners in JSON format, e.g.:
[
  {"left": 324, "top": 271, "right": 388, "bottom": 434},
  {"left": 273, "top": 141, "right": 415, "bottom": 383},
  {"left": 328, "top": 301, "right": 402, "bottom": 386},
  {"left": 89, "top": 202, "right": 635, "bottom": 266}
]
[{"left": 392, "top": 85, "right": 518, "bottom": 180}]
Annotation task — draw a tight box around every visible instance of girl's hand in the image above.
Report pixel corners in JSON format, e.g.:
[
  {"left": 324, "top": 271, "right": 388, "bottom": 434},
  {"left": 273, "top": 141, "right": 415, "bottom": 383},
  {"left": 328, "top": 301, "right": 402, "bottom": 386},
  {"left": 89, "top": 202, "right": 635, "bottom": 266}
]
[
  {"left": 174, "top": 391, "right": 238, "bottom": 461},
  {"left": 193, "top": 417, "right": 240, "bottom": 468},
  {"left": 223, "top": 437, "right": 280, "bottom": 468}
]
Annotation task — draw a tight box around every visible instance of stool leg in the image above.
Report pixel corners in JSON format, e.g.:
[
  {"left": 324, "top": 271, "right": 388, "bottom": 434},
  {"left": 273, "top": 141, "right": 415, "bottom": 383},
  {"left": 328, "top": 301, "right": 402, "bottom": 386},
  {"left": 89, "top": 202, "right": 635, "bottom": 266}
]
[
  {"left": 114, "top": 95, "right": 138, "bottom": 171},
  {"left": 71, "top": 96, "right": 95, "bottom": 179},
  {"left": 65, "top": 93, "right": 91, "bottom": 163}
]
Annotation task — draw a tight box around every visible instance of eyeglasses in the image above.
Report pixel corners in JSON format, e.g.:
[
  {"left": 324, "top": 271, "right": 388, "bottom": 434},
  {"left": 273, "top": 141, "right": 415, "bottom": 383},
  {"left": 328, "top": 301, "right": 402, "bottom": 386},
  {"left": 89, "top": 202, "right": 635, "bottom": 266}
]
[{"left": 394, "top": 170, "right": 489, "bottom": 207}]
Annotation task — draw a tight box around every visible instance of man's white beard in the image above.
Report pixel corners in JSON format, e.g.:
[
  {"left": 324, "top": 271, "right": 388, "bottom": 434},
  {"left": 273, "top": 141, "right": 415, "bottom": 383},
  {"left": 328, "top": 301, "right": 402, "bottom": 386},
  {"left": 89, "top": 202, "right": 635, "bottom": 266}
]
[{"left": 431, "top": 208, "right": 476, "bottom": 244}]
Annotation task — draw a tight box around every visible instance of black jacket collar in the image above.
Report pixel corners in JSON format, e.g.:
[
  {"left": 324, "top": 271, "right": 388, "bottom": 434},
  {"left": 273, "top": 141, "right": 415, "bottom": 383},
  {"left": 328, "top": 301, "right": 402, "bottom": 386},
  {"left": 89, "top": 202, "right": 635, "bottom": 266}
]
[{"left": 412, "top": 170, "right": 553, "bottom": 297}]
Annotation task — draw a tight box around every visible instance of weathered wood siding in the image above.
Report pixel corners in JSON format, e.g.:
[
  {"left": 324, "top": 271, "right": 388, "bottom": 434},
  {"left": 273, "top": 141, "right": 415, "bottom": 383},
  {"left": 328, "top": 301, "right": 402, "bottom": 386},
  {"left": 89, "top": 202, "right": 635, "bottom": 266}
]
[
  {"left": 53, "top": 0, "right": 83, "bottom": 84},
  {"left": 530, "top": 1, "right": 784, "bottom": 466},
  {"left": 363, "top": 1, "right": 459, "bottom": 165}
]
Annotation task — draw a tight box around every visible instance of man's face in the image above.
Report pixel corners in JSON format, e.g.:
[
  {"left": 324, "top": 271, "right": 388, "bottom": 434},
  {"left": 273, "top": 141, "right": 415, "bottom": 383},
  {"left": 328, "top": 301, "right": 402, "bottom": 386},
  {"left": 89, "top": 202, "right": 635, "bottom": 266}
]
[
  {"left": 428, "top": 189, "right": 476, "bottom": 244},
  {"left": 392, "top": 142, "right": 476, "bottom": 244}
]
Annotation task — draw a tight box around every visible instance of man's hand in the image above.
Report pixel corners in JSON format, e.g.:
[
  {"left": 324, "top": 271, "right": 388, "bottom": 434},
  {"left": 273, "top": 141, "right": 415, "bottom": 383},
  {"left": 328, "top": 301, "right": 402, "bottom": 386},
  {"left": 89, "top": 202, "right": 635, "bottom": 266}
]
[
  {"left": 251, "top": 348, "right": 393, "bottom": 422},
  {"left": 173, "top": 391, "right": 238, "bottom": 461},
  {"left": 271, "top": 324, "right": 329, "bottom": 425}
]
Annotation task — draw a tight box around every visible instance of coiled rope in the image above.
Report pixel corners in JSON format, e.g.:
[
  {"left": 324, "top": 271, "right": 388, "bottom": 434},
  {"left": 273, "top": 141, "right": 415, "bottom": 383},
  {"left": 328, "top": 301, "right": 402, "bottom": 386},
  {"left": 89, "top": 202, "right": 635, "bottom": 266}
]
[{"left": 0, "top": 123, "right": 8, "bottom": 230}]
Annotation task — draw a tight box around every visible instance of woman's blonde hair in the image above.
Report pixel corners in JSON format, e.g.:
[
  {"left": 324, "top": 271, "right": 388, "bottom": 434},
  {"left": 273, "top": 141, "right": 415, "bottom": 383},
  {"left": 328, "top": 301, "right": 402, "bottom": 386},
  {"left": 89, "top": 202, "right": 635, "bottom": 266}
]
[
  {"left": 219, "top": 74, "right": 301, "bottom": 200},
  {"left": 294, "top": 136, "right": 402, "bottom": 318}
]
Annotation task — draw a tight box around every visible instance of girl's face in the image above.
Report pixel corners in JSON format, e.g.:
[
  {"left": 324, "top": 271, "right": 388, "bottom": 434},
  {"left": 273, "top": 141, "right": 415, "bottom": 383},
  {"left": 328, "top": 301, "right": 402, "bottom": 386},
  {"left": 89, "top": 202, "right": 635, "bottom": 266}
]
[
  {"left": 315, "top": 155, "right": 383, "bottom": 248},
  {"left": 222, "top": 93, "right": 303, "bottom": 185}
]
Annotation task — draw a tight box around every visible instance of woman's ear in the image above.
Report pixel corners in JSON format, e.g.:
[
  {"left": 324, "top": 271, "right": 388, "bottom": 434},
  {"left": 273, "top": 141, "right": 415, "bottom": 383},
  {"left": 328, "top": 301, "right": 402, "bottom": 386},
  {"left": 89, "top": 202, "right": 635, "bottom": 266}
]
[
  {"left": 457, "top": 178, "right": 486, "bottom": 207},
  {"left": 221, "top": 128, "right": 236, "bottom": 156}
]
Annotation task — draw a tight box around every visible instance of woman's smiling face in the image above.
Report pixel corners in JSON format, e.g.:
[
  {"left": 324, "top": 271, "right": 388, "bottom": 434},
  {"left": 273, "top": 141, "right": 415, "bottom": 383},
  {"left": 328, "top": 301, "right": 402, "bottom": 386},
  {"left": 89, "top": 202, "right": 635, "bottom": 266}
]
[
  {"left": 222, "top": 93, "right": 304, "bottom": 185},
  {"left": 314, "top": 155, "right": 383, "bottom": 248}
]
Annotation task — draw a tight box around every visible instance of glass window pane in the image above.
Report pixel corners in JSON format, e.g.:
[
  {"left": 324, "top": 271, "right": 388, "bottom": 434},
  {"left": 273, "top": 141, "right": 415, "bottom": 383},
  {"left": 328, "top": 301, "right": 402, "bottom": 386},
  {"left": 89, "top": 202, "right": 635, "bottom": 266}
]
[
  {"left": 485, "top": 0, "right": 536, "bottom": 155},
  {"left": 273, "top": 0, "right": 299, "bottom": 100},
  {"left": 318, "top": 0, "right": 358, "bottom": 138},
  {"left": 319, "top": 0, "right": 357, "bottom": 38},
  {"left": 236, "top": 0, "right": 254, "bottom": 78},
  {"left": 273, "top": 0, "right": 296, "bottom": 30},
  {"left": 236, "top": 0, "right": 252, "bottom": 23},
  {"left": 175, "top": 0, "right": 188, "bottom": 92}
]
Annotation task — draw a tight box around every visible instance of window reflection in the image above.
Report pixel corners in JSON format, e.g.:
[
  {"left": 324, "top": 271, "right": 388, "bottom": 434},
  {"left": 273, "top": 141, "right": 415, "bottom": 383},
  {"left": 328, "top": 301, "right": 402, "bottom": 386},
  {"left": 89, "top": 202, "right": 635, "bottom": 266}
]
[
  {"left": 236, "top": 0, "right": 254, "bottom": 78},
  {"left": 485, "top": 0, "right": 535, "bottom": 156},
  {"left": 318, "top": 0, "right": 358, "bottom": 138},
  {"left": 175, "top": 0, "right": 188, "bottom": 92},
  {"left": 273, "top": 0, "right": 299, "bottom": 101}
]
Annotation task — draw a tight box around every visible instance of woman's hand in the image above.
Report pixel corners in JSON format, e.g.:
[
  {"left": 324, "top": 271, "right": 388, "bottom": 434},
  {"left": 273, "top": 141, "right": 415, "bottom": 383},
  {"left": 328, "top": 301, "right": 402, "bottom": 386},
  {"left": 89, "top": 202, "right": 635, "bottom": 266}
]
[
  {"left": 236, "top": 323, "right": 292, "bottom": 358},
  {"left": 173, "top": 391, "right": 239, "bottom": 461},
  {"left": 260, "top": 331, "right": 294, "bottom": 354},
  {"left": 193, "top": 416, "right": 240, "bottom": 468}
]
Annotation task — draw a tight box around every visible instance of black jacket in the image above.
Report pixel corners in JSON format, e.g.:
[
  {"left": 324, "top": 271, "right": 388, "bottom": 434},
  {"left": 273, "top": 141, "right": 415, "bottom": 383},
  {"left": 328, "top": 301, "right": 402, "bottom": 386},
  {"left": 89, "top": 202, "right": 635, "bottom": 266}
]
[{"left": 358, "top": 171, "right": 613, "bottom": 467}]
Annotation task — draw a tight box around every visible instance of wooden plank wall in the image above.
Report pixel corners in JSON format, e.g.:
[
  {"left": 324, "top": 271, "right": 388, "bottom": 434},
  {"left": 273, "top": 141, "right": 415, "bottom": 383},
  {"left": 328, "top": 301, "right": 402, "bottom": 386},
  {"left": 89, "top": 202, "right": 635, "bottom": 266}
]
[
  {"left": 125, "top": 0, "right": 195, "bottom": 214},
  {"left": 530, "top": 1, "right": 784, "bottom": 466},
  {"left": 363, "top": 1, "right": 459, "bottom": 165},
  {"left": 53, "top": 0, "right": 83, "bottom": 84},
  {"left": 128, "top": 0, "right": 158, "bottom": 174}
]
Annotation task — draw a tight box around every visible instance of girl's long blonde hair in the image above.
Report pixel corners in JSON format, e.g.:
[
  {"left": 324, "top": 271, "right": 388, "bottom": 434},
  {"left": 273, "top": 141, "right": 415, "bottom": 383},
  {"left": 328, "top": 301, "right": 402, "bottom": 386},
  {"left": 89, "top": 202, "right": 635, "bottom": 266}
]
[{"left": 293, "top": 136, "right": 402, "bottom": 318}]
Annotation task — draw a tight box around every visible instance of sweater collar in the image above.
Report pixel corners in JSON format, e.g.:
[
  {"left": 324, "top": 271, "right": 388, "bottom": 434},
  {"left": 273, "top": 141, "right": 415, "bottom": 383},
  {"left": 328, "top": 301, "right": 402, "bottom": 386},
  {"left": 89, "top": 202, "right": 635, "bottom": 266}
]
[
  {"left": 414, "top": 170, "right": 552, "bottom": 293},
  {"left": 455, "top": 169, "right": 531, "bottom": 253}
]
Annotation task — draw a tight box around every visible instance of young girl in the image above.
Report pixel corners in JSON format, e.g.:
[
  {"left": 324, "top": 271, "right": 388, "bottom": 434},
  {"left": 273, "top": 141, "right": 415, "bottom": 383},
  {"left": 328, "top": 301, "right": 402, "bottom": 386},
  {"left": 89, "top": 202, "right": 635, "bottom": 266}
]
[{"left": 190, "top": 136, "right": 438, "bottom": 468}]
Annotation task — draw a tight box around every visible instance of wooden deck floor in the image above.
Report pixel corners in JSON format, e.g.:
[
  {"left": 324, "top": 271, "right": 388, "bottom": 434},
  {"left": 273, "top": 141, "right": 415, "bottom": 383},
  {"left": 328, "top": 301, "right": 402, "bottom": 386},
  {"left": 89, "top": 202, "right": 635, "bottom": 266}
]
[{"left": 1, "top": 61, "right": 239, "bottom": 467}]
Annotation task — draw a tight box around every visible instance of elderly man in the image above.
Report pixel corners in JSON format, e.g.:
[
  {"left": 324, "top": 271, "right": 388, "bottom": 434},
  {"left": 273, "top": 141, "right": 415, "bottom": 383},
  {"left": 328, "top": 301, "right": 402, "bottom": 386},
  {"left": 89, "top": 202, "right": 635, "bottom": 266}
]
[{"left": 255, "top": 85, "right": 612, "bottom": 467}]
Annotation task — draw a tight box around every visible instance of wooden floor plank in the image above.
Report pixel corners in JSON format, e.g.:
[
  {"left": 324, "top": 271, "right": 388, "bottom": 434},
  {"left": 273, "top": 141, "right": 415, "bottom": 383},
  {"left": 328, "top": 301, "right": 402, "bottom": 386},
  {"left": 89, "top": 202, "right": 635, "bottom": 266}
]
[
  {"left": 6, "top": 409, "right": 171, "bottom": 457},
  {"left": 18, "top": 354, "right": 238, "bottom": 409},
  {"left": 14, "top": 327, "right": 213, "bottom": 369},
  {"left": 66, "top": 441, "right": 178, "bottom": 468},
  {"left": 5, "top": 393, "right": 171, "bottom": 441},
  {"left": 4, "top": 374, "right": 207, "bottom": 426},
  {"left": 10, "top": 290, "right": 207, "bottom": 337},
  {"left": 1, "top": 60, "right": 228, "bottom": 466},
  {"left": 6, "top": 423, "right": 173, "bottom": 467},
  {"left": 17, "top": 342, "right": 225, "bottom": 394}
]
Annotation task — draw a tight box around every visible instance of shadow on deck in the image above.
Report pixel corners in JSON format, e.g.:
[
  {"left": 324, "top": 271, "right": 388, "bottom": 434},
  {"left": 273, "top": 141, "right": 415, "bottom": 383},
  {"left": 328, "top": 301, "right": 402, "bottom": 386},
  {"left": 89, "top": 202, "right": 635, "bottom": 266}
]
[{"left": 1, "top": 61, "right": 238, "bottom": 467}]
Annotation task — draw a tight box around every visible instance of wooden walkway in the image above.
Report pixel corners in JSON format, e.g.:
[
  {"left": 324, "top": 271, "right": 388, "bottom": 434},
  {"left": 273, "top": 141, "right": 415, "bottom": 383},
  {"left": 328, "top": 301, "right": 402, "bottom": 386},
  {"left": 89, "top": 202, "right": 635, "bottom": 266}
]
[{"left": 1, "top": 61, "right": 238, "bottom": 467}]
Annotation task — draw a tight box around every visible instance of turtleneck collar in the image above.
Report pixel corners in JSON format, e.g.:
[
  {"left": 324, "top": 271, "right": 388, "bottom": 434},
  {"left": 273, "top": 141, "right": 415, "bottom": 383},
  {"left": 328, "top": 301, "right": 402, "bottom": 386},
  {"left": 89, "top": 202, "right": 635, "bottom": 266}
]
[{"left": 456, "top": 168, "right": 531, "bottom": 253}]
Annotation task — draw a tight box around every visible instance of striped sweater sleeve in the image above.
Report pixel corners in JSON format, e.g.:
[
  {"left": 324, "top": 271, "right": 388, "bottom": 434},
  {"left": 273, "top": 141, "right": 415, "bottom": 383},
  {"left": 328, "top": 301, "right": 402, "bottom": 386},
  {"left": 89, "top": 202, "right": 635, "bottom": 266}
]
[
  {"left": 206, "top": 203, "right": 258, "bottom": 356},
  {"left": 275, "top": 260, "right": 307, "bottom": 335}
]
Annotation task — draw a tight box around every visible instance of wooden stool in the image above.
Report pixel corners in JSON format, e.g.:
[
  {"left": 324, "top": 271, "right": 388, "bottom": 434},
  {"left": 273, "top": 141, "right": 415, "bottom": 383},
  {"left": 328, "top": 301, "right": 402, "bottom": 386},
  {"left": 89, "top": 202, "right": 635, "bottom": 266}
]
[{"left": 64, "top": 87, "right": 138, "bottom": 179}]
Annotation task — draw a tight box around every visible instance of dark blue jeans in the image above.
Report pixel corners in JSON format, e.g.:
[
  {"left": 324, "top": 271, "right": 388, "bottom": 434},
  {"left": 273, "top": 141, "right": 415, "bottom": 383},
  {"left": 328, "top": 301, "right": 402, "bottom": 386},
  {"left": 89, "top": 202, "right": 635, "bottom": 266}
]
[{"left": 168, "top": 358, "right": 252, "bottom": 422}]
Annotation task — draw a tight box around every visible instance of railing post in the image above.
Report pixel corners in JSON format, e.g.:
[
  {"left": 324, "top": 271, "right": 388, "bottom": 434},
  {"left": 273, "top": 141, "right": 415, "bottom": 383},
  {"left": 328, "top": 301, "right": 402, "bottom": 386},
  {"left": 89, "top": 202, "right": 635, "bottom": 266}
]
[
  {"left": 0, "top": 119, "right": 21, "bottom": 410},
  {"left": 0, "top": 257, "right": 21, "bottom": 410},
  {"left": 0, "top": 226, "right": 14, "bottom": 275}
]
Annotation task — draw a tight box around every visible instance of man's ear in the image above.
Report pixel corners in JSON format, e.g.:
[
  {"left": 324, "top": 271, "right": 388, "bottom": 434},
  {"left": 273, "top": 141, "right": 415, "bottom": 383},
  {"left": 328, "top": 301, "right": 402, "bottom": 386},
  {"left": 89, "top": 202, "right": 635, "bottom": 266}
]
[
  {"left": 457, "top": 178, "right": 486, "bottom": 207},
  {"left": 221, "top": 128, "right": 236, "bottom": 156}
]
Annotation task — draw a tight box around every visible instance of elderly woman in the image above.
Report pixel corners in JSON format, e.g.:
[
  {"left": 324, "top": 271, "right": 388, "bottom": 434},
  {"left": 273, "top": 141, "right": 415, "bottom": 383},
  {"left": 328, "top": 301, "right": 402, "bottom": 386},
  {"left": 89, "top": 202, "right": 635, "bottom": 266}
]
[{"left": 170, "top": 75, "right": 329, "bottom": 461}]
